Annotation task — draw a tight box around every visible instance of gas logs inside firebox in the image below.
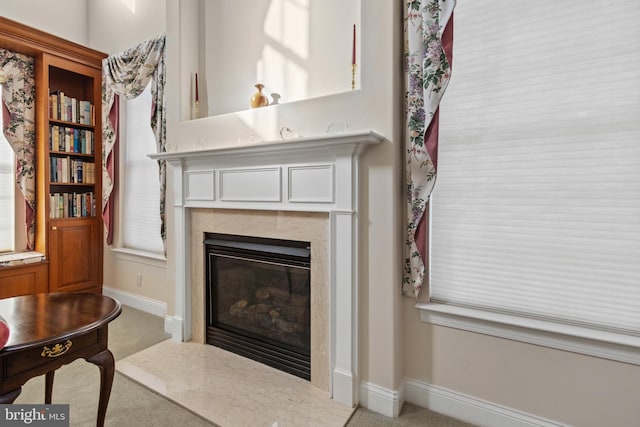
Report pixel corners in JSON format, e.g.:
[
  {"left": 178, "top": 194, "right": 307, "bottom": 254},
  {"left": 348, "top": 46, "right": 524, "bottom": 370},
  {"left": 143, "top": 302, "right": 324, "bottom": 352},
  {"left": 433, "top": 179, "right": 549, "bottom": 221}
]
[{"left": 229, "top": 286, "right": 308, "bottom": 334}]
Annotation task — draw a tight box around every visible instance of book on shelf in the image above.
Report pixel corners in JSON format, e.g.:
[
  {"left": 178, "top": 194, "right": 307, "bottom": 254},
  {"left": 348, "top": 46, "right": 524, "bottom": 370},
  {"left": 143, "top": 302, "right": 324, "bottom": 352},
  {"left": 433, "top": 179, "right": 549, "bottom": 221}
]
[
  {"left": 49, "top": 93, "right": 57, "bottom": 120},
  {"left": 49, "top": 125, "right": 94, "bottom": 154},
  {"left": 49, "top": 157, "right": 94, "bottom": 184},
  {"left": 49, "top": 90, "right": 94, "bottom": 125},
  {"left": 50, "top": 191, "right": 95, "bottom": 218}
]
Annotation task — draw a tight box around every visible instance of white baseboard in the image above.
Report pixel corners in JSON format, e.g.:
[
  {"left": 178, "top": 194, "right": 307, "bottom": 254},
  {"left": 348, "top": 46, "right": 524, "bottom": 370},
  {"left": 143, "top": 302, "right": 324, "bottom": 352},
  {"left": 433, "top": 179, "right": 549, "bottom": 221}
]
[
  {"left": 164, "top": 315, "right": 185, "bottom": 341},
  {"left": 403, "top": 378, "right": 566, "bottom": 427},
  {"left": 359, "top": 381, "right": 403, "bottom": 418},
  {"left": 102, "top": 287, "right": 167, "bottom": 318},
  {"left": 332, "top": 368, "right": 356, "bottom": 408}
]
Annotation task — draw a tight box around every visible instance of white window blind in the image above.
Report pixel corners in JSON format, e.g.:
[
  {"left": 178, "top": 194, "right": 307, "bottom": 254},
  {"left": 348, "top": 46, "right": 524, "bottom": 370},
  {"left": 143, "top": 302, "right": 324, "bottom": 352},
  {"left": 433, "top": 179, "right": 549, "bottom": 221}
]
[
  {"left": 122, "top": 84, "right": 163, "bottom": 255},
  {"left": 0, "top": 99, "right": 15, "bottom": 253},
  {"left": 431, "top": 1, "right": 640, "bottom": 336}
]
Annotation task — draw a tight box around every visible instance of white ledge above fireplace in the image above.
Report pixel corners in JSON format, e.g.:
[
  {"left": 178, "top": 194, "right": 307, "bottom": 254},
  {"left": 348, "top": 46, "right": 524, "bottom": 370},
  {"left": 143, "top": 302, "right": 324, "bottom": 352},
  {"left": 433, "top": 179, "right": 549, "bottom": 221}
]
[{"left": 149, "top": 130, "right": 384, "bottom": 408}]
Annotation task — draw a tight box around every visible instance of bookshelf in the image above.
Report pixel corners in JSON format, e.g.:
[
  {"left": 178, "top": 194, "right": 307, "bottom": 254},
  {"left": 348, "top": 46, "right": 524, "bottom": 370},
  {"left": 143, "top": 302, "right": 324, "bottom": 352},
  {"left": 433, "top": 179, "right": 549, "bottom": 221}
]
[
  {"left": 0, "top": 16, "right": 106, "bottom": 297},
  {"left": 36, "top": 53, "right": 104, "bottom": 294}
]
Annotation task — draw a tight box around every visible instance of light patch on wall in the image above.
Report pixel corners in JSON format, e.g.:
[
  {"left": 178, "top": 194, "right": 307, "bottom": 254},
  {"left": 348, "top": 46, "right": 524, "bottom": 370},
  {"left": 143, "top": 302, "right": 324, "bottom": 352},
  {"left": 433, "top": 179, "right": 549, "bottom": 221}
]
[
  {"left": 261, "top": 0, "right": 310, "bottom": 100},
  {"left": 261, "top": 44, "right": 309, "bottom": 103},
  {"left": 120, "top": 0, "right": 135, "bottom": 13},
  {"left": 264, "top": 0, "right": 310, "bottom": 59}
]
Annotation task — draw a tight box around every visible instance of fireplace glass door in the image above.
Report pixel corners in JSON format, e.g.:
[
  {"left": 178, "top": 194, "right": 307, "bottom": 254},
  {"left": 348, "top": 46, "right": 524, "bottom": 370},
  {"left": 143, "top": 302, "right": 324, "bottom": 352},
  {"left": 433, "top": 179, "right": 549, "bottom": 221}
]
[{"left": 205, "top": 233, "right": 311, "bottom": 380}]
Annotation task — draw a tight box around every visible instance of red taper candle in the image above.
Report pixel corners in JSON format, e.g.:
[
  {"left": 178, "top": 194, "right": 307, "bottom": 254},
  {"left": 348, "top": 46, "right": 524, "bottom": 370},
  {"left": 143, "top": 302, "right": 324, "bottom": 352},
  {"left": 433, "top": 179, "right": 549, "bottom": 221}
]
[
  {"left": 352, "top": 24, "right": 356, "bottom": 65},
  {"left": 195, "top": 73, "right": 199, "bottom": 101}
]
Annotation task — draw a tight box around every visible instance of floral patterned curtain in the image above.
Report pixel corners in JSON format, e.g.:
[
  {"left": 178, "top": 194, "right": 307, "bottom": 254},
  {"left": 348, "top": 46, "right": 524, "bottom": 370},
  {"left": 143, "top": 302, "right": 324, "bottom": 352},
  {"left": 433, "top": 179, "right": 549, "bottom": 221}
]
[
  {"left": 102, "top": 34, "right": 167, "bottom": 251},
  {"left": 403, "top": 0, "right": 455, "bottom": 297},
  {"left": 0, "top": 49, "right": 36, "bottom": 250}
]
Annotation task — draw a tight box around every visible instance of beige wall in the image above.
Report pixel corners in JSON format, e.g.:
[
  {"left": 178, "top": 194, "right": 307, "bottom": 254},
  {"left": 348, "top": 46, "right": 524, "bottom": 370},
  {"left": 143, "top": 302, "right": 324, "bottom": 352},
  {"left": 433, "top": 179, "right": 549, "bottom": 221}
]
[
  {"left": 359, "top": 138, "right": 405, "bottom": 391},
  {"left": 403, "top": 299, "right": 640, "bottom": 426},
  {"left": 1, "top": 0, "right": 88, "bottom": 44},
  {"left": 357, "top": 0, "right": 405, "bottom": 392},
  {"left": 88, "top": 0, "right": 166, "bottom": 54}
]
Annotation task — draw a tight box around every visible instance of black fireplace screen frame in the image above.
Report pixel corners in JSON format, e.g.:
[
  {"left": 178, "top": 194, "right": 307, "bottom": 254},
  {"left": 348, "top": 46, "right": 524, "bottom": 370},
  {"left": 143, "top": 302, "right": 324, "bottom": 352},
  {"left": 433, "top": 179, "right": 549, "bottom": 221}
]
[{"left": 204, "top": 233, "right": 311, "bottom": 380}]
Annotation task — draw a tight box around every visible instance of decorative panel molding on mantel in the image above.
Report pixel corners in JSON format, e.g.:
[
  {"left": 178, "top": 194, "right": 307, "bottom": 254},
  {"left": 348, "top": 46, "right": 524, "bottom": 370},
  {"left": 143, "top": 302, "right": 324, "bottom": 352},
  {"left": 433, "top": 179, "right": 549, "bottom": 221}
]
[
  {"left": 151, "top": 131, "right": 384, "bottom": 212},
  {"left": 149, "top": 130, "right": 384, "bottom": 408}
]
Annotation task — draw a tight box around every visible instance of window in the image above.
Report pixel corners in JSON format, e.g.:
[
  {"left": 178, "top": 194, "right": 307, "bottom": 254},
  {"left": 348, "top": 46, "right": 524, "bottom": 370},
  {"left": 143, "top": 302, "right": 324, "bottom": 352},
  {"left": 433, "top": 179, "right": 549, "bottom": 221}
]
[
  {"left": 120, "top": 83, "right": 164, "bottom": 256},
  {"left": 0, "top": 101, "right": 15, "bottom": 253},
  {"left": 421, "top": 0, "right": 640, "bottom": 362}
]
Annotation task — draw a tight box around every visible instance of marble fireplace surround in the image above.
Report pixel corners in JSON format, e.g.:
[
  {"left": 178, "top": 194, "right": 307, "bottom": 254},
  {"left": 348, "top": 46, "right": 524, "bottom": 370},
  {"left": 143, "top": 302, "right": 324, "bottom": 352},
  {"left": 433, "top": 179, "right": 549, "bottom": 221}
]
[
  {"left": 190, "top": 208, "right": 330, "bottom": 390},
  {"left": 150, "top": 130, "right": 383, "bottom": 407}
]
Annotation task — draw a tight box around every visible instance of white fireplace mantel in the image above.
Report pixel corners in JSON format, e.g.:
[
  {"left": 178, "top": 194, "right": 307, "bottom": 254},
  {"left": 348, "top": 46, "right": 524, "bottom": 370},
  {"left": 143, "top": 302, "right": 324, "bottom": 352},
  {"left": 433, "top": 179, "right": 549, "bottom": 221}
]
[{"left": 149, "top": 130, "right": 384, "bottom": 407}]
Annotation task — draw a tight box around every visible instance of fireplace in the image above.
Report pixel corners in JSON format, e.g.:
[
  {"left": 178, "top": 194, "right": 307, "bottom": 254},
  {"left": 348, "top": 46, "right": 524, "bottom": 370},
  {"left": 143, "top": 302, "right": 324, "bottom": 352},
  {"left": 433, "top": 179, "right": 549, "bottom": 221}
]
[
  {"left": 205, "top": 233, "right": 311, "bottom": 380},
  {"left": 150, "top": 130, "right": 383, "bottom": 406}
]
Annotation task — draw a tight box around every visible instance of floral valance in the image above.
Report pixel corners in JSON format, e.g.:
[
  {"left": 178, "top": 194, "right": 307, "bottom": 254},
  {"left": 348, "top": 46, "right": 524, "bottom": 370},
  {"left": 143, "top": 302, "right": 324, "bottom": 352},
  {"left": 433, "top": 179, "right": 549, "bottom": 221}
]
[
  {"left": 1, "top": 48, "right": 36, "bottom": 249},
  {"left": 102, "top": 34, "right": 167, "bottom": 249}
]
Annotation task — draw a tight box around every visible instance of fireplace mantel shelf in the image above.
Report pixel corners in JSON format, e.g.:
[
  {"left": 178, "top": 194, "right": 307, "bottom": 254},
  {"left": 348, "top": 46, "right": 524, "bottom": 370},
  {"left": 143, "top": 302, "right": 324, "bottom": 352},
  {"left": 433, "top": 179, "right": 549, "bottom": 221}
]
[
  {"left": 149, "top": 130, "right": 384, "bottom": 162},
  {"left": 159, "top": 129, "right": 383, "bottom": 408}
]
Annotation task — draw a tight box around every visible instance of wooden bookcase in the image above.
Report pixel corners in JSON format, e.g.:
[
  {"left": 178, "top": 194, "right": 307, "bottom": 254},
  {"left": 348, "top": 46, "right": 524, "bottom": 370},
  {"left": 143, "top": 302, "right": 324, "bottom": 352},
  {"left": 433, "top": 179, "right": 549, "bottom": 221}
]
[
  {"left": 0, "top": 17, "right": 106, "bottom": 297},
  {"left": 36, "top": 54, "right": 103, "bottom": 294}
]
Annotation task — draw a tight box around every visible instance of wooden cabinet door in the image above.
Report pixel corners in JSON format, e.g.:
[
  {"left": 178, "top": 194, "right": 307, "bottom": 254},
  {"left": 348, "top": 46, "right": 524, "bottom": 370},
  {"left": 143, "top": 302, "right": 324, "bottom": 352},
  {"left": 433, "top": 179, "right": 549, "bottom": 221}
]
[{"left": 48, "top": 218, "right": 101, "bottom": 293}]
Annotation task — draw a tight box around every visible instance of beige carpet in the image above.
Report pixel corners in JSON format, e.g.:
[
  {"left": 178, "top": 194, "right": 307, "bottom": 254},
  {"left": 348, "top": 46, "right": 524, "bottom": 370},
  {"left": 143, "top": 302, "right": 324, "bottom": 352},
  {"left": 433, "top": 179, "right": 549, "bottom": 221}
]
[
  {"left": 14, "top": 305, "right": 474, "bottom": 427},
  {"left": 15, "top": 305, "right": 214, "bottom": 426}
]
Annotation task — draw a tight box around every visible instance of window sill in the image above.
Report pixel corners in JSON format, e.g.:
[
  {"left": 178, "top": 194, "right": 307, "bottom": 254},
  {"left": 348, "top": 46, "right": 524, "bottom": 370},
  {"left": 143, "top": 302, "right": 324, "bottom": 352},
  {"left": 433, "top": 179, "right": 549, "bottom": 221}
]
[
  {"left": 416, "top": 303, "right": 640, "bottom": 366},
  {"left": 0, "top": 251, "right": 45, "bottom": 267},
  {"left": 110, "top": 247, "right": 166, "bottom": 268}
]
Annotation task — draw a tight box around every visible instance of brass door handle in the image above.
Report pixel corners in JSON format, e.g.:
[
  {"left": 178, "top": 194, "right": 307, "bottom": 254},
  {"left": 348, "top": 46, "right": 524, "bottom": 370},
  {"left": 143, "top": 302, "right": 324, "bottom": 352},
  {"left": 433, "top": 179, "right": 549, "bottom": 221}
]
[{"left": 51, "top": 226, "right": 58, "bottom": 231}]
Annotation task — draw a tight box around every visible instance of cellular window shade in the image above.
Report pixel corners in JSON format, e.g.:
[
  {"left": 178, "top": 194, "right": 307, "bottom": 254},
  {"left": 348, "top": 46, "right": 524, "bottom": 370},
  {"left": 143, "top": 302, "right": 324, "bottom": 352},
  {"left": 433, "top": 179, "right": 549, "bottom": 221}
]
[
  {"left": 122, "top": 84, "right": 163, "bottom": 254},
  {"left": 0, "top": 107, "right": 15, "bottom": 253},
  {"left": 431, "top": 1, "right": 640, "bottom": 335}
]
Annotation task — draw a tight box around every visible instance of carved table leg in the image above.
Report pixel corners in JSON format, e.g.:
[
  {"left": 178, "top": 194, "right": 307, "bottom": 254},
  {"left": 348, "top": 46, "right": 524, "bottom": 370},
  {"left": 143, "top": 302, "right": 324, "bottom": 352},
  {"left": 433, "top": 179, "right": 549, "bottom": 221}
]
[
  {"left": 0, "top": 387, "right": 22, "bottom": 404},
  {"left": 86, "top": 349, "right": 115, "bottom": 427},
  {"left": 45, "top": 370, "right": 55, "bottom": 403}
]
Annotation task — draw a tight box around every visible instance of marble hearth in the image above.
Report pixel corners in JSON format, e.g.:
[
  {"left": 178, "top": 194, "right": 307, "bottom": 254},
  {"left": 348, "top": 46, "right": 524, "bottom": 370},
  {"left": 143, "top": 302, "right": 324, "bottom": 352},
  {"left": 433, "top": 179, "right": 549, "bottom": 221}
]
[{"left": 149, "top": 131, "right": 383, "bottom": 407}]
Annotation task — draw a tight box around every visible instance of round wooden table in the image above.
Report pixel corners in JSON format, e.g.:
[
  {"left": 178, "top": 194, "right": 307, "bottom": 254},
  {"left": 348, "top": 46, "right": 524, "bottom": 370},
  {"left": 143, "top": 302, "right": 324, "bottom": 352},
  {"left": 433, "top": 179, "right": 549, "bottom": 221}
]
[{"left": 0, "top": 292, "right": 121, "bottom": 427}]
